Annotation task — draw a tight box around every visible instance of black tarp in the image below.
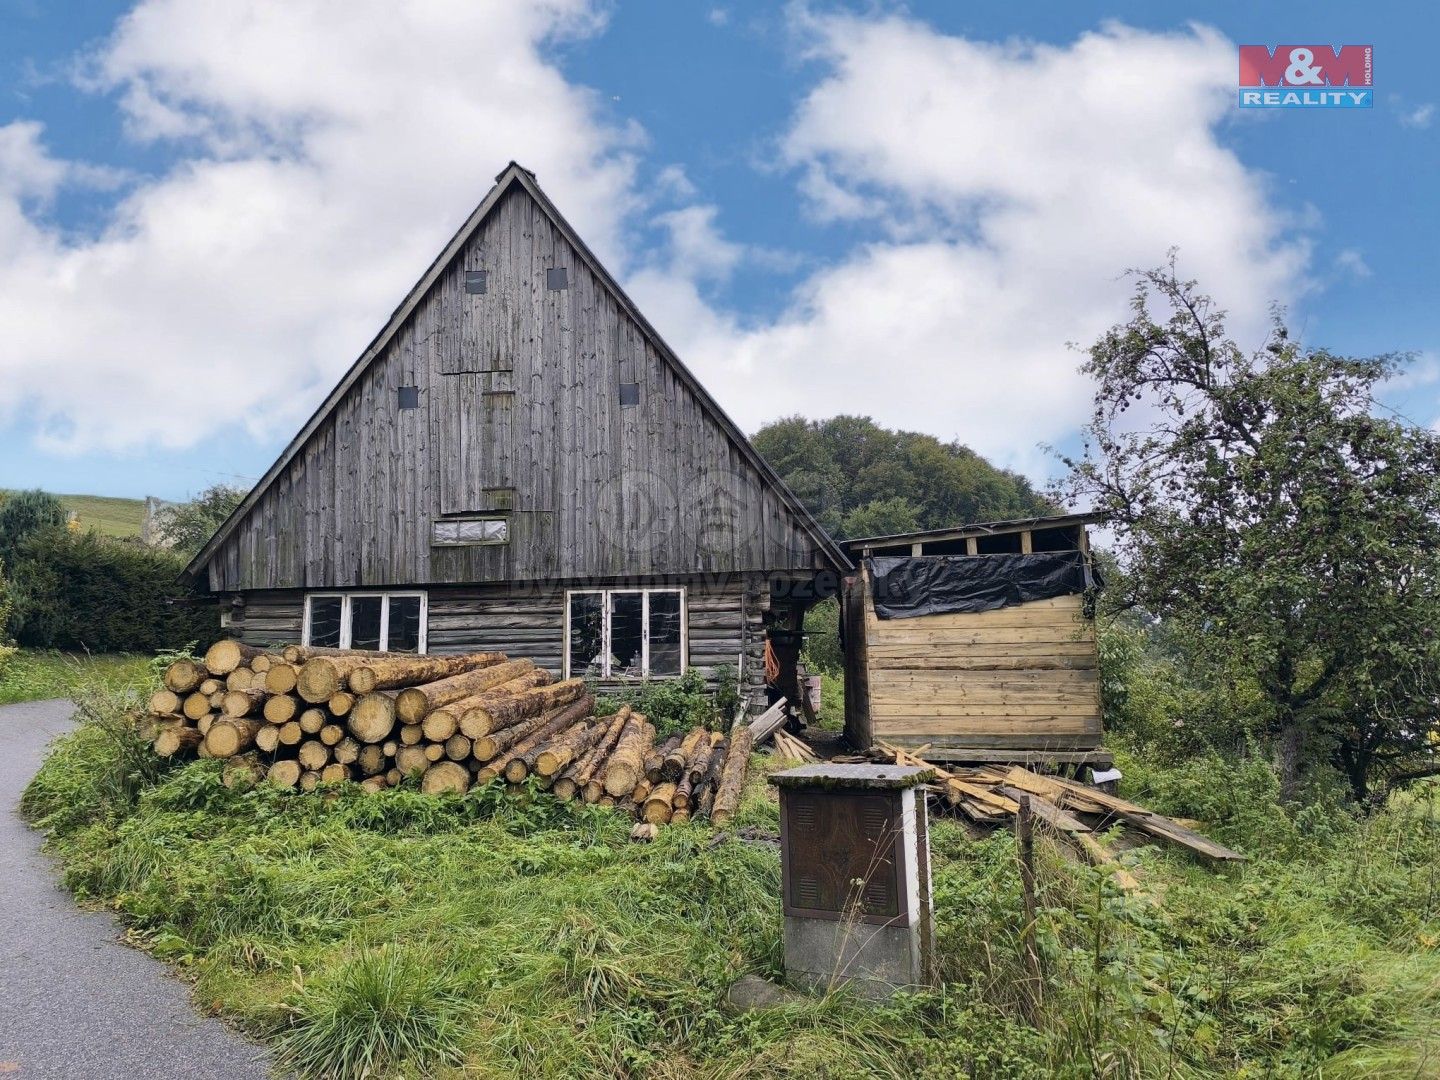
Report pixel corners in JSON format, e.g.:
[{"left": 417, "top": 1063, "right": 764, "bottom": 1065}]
[{"left": 867, "top": 551, "right": 1096, "bottom": 620}]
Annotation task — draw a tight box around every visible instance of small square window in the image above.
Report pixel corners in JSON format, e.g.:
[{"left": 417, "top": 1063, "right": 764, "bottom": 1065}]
[
  {"left": 619, "top": 382, "right": 640, "bottom": 406},
  {"left": 398, "top": 386, "right": 420, "bottom": 409},
  {"left": 546, "top": 267, "right": 568, "bottom": 291},
  {"left": 464, "top": 270, "right": 488, "bottom": 294}
]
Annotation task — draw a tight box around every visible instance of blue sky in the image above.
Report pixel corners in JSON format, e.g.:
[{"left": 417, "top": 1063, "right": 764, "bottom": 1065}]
[{"left": 1, "top": 0, "right": 1435, "bottom": 502}]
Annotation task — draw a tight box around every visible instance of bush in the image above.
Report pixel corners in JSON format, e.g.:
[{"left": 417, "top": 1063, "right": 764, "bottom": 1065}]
[
  {"left": 802, "top": 597, "right": 843, "bottom": 673},
  {"left": 0, "top": 488, "right": 67, "bottom": 567},
  {"left": 6, "top": 527, "right": 217, "bottom": 652},
  {"left": 594, "top": 667, "right": 734, "bottom": 738}
]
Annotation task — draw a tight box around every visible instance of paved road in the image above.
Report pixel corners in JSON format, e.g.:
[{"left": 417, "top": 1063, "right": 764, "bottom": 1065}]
[{"left": 0, "top": 699, "right": 273, "bottom": 1079}]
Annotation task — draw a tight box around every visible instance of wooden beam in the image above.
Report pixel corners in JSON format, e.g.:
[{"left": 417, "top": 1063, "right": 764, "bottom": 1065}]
[{"left": 747, "top": 697, "right": 789, "bottom": 745}]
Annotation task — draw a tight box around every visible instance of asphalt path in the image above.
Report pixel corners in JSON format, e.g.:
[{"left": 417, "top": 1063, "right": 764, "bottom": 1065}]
[{"left": 0, "top": 699, "right": 273, "bottom": 1079}]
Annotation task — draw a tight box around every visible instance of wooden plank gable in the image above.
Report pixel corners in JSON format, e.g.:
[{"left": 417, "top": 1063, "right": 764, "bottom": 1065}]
[{"left": 192, "top": 164, "right": 846, "bottom": 591}]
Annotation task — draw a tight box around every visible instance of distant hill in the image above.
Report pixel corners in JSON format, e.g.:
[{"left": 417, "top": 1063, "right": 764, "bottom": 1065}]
[{"left": 1, "top": 492, "right": 148, "bottom": 539}]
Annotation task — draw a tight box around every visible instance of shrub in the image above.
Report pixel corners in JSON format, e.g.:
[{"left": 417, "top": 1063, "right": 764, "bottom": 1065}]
[
  {"left": 595, "top": 667, "right": 730, "bottom": 738},
  {"left": 802, "top": 597, "right": 843, "bottom": 673},
  {"left": 20, "top": 689, "right": 169, "bottom": 833},
  {"left": 0, "top": 488, "right": 67, "bottom": 567},
  {"left": 7, "top": 526, "right": 217, "bottom": 652}
]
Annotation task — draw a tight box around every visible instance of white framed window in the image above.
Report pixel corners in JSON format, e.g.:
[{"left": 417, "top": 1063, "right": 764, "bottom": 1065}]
[
  {"left": 564, "top": 588, "right": 685, "bottom": 680},
  {"left": 303, "top": 592, "right": 428, "bottom": 654}
]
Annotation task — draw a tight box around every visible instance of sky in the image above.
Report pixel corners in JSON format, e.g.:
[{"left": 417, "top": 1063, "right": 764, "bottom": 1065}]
[{"left": 0, "top": 0, "right": 1436, "bottom": 502}]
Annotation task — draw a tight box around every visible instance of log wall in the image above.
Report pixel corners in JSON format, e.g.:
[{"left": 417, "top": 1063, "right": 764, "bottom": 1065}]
[{"left": 224, "top": 573, "right": 768, "bottom": 711}]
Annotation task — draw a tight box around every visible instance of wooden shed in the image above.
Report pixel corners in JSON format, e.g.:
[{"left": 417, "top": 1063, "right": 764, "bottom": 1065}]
[
  {"left": 185, "top": 162, "right": 849, "bottom": 711},
  {"left": 839, "top": 513, "right": 1110, "bottom": 766}
]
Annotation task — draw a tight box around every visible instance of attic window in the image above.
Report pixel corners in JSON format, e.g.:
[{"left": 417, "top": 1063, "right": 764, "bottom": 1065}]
[
  {"left": 619, "top": 382, "right": 640, "bottom": 407},
  {"left": 398, "top": 386, "right": 420, "bottom": 409},
  {"left": 546, "top": 267, "right": 568, "bottom": 290},
  {"left": 432, "top": 518, "right": 509, "bottom": 546},
  {"left": 464, "top": 270, "right": 488, "bottom": 295}
]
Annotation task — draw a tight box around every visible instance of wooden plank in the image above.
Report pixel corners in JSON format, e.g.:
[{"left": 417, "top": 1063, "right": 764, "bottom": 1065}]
[
  {"left": 1029, "top": 771, "right": 1246, "bottom": 861},
  {"left": 879, "top": 731, "right": 1104, "bottom": 750},
  {"left": 871, "top": 668, "right": 1100, "bottom": 690},
  {"left": 843, "top": 568, "right": 874, "bottom": 748},
  {"left": 875, "top": 655, "right": 1098, "bottom": 671},
  {"left": 867, "top": 601, "right": 1087, "bottom": 632},
  {"left": 1069, "top": 833, "right": 1141, "bottom": 892},
  {"left": 871, "top": 700, "right": 1102, "bottom": 718},
  {"left": 870, "top": 690, "right": 1099, "bottom": 708},
  {"left": 999, "top": 788, "right": 1090, "bottom": 832},
  {"left": 918, "top": 748, "right": 1115, "bottom": 766},
  {"left": 748, "top": 698, "right": 789, "bottom": 744},
  {"left": 874, "top": 718, "right": 1100, "bottom": 737},
  {"left": 1000, "top": 767, "right": 1110, "bottom": 814},
  {"left": 867, "top": 639, "right": 1097, "bottom": 658}
]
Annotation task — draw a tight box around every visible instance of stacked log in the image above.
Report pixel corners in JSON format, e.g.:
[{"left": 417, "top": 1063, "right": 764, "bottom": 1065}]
[{"left": 145, "top": 642, "right": 751, "bottom": 832}]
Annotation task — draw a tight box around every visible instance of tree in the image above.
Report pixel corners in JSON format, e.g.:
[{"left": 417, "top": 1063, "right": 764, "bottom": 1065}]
[
  {"left": 1057, "top": 261, "right": 1440, "bottom": 803},
  {"left": 154, "top": 484, "right": 245, "bottom": 557},
  {"left": 0, "top": 489, "right": 67, "bottom": 568},
  {"left": 839, "top": 496, "right": 923, "bottom": 540},
  {"left": 753, "top": 415, "right": 1050, "bottom": 539}
]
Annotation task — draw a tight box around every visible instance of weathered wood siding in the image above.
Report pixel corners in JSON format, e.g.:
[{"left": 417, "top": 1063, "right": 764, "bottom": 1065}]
[
  {"left": 855, "top": 573, "right": 1102, "bottom": 750},
  {"left": 226, "top": 591, "right": 304, "bottom": 645},
  {"left": 226, "top": 574, "right": 767, "bottom": 707},
  {"left": 207, "top": 184, "right": 826, "bottom": 593}
]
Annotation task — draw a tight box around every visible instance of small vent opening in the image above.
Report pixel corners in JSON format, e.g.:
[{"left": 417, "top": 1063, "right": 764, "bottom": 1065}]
[
  {"left": 619, "top": 382, "right": 640, "bottom": 407},
  {"left": 546, "top": 267, "right": 568, "bottom": 290},
  {"left": 464, "top": 270, "right": 488, "bottom": 295},
  {"left": 398, "top": 386, "right": 420, "bottom": 410}
]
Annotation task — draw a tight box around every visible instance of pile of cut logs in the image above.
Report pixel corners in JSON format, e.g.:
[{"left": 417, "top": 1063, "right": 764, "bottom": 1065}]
[{"left": 144, "top": 641, "right": 751, "bottom": 832}]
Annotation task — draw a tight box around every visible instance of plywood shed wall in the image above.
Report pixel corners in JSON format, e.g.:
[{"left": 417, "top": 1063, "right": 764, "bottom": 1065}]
[{"left": 842, "top": 515, "right": 1104, "bottom": 760}]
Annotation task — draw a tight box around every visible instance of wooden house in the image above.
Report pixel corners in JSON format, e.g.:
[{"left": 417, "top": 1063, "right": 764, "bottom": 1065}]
[
  {"left": 185, "top": 163, "right": 850, "bottom": 710},
  {"left": 839, "top": 513, "right": 1110, "bottom": 765}
]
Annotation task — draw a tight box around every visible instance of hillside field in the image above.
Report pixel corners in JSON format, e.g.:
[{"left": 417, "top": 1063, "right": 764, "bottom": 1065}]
[{"left": 1, "top": 491, "right": 147, "bottom": 539}]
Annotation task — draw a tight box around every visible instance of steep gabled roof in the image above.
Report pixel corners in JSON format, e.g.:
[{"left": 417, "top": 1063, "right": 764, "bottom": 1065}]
[{"left": 188, "top": 162, "right": 849, "bottom": 579}]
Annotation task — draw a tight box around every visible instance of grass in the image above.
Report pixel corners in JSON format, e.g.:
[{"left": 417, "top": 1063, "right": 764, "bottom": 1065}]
[
  {"left": 58, "top": 493, "right": 147, "bottom": 538},
  {"left": 1, "top": 491, "right": 149, "bottom": 538},
  {"left": 0, "top": 649, "right": 154, "bottom": 705},
  {"left": 18, "top": 671, "right": 1440, "bottom": 1079}
]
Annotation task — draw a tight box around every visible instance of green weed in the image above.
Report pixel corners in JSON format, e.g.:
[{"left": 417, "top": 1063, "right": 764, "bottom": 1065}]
[{"left": 20, "top": 689, "right": 1440, "bottom": 1079}]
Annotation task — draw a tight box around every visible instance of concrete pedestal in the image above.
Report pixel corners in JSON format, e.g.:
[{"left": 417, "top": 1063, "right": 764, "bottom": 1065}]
[{"left": 769, "top": 764, "right": 936, "bottom": 1000}]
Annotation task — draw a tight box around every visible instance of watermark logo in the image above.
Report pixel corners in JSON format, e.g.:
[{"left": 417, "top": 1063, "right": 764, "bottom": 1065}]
[{"left": 1239, "top": 45, "right": 1373, "bottom": 108}]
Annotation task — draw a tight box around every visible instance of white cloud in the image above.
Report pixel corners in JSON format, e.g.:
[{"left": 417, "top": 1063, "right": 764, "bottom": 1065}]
[
  {"left": 1401, "top": 103, "right": 1434, "bottom": 129},
  {"left": 0, "top": 0, "right": 638, "bottom": 454},
  {"left": 3, "top": 5, "right": 1313, "bottom": 487},
  {"left": 654, "top": 164, "right": 698, "bottom": 200},
  {"left": 632, "top": 14, "right": 1310, "bottom": 474},
  {"left": 1335, "top": 248, "right": 1372, "bottom": 279}
]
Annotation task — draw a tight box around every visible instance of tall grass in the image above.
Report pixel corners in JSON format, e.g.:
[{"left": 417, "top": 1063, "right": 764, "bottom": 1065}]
[
  {"left": 0, "top": 649, "right": 153, "bottom": 705},
  {"left": 22, "top": 693, "right": 1440, "bottom": 1078}
]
